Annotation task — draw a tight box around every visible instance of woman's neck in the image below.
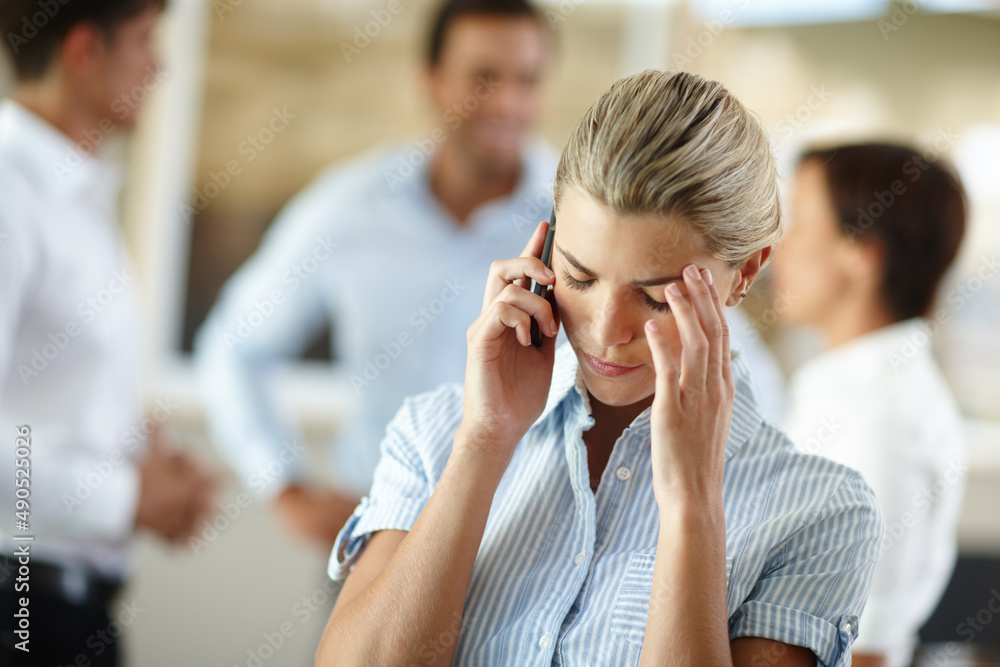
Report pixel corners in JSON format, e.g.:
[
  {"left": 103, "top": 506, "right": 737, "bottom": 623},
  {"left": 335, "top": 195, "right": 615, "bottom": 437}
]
[
  {"left": 819, "top": 296, "right": 896, "bottom": 349},
  {"left": 582, "top": 394, "right": 653, "bottom": 492},
  {"left": 586, "top": 393, "right": 654, "bottom": 452}
]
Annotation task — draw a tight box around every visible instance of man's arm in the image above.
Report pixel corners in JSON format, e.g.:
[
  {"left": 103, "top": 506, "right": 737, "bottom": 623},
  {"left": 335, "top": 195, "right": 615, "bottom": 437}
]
[
  {"left": 273, "top": 484, "right": 360, "bottom": 550},
  {"left": 193, "top": 188, "right": 339, "bottom": 502}
]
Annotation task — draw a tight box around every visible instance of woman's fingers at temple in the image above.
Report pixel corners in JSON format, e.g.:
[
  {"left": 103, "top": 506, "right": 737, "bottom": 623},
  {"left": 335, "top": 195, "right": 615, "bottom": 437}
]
[
  {"left": 665, "top": 267, "right": 709, "bottom": 392},
  {"left": 704, "top": 273, "right": 734, "bottom": 390},
  {"left": 685, "top": 267, "right": 726, "bottom": 391}
]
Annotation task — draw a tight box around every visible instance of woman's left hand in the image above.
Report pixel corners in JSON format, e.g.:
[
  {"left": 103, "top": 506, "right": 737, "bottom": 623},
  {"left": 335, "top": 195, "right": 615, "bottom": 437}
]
[{"left": 645, "top": 264, "right": 735, "bottom": 507}]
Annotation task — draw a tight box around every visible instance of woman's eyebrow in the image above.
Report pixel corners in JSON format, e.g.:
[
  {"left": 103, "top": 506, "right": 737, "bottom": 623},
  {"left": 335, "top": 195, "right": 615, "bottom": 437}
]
[
  {"left": 633, "top": 275, "right": 683, "bottom": 287},
  {"left": 556, "top": 243, "right": 595, "bottom": 275},
  {"left": 555, "top": 243, "right": 681, "bottom": 286}
]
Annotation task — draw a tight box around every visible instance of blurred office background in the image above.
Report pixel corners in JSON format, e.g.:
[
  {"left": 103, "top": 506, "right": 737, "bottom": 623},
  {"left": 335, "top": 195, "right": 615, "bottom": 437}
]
[{"left": 3, "top": 0, "right": 1000, "bottom": 664}]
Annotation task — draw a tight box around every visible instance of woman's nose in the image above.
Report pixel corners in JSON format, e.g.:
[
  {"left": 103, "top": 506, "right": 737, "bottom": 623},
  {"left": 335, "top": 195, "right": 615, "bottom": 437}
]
[{"left": 590, "top": 294, "right": 635, "bottom": 348}]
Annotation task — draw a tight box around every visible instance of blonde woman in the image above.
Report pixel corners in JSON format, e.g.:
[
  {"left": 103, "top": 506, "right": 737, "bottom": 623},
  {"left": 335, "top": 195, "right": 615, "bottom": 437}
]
[{"left": 316, "top": 70, "right": 883, "bottom": 666}]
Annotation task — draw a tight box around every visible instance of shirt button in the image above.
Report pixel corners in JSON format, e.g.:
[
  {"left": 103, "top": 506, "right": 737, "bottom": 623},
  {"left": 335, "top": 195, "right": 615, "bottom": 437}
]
[
  {"left": 573, "top": 552, "right": 586, "bottom": 566},
  {"left": 615, "top": 466, "right": 632, "bottom": 481},
  {"left": 539, "top": 634, "right": 552, "bottom": 650}
]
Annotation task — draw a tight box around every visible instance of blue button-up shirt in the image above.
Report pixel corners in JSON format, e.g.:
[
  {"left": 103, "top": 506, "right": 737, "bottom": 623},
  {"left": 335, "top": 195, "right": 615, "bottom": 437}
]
[
  {"left": 330, "top": 342, "right": 883, "bottom": 666},
  {"left": 194, "top": 141, "right": 558, "bottom": 497}
]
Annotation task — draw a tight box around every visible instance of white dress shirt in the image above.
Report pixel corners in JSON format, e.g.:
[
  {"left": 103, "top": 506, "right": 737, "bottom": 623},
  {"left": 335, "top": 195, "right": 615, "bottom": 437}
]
[
  {"left": 0, "top": 100, "right": 144, "bottom": 577},
  {"left": 194, "top": 140, "right": 559, "bottom": 499},
  {"left": 783, "top": 318, "right": 966, "bottom": 666}
]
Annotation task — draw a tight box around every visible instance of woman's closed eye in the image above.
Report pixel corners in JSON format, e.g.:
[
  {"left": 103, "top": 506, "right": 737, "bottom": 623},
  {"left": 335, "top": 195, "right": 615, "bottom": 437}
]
[
  {"left": 642, "top": 292, "right": 671, "bottom": 313},
  {"left": 561, "top": 271, "right": 672, "bottom": 314},
  {"left": 562, "top": 271, "right": 594, "bottom": 292}
]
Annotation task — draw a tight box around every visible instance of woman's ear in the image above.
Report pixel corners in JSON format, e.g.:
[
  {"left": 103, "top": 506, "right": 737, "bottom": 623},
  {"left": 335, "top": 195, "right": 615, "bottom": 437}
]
[
  {"left": 726, "top": 246, "right": 773, "bottom": 306},
  {"left": 841, "top": 236, "right": 884, "bottom": 294}
]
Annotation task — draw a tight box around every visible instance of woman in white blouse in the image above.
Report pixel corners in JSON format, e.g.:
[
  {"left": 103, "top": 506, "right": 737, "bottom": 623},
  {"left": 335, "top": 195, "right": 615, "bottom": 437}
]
[
  {"left": 775, "top": 143, "right": 968, "bottom": 667},
  {"left": 317, "top": 70, "right": 884, "bottom": 666}
]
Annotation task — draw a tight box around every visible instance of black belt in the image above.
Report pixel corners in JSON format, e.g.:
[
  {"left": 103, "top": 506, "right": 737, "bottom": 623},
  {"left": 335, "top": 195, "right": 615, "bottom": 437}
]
[{"left": 0, "top": 553, "right": 123, "bottom": 609}]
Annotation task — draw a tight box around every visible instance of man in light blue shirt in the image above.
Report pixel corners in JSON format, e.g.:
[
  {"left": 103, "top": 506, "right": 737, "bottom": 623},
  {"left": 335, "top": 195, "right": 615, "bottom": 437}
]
[{"left": 194, "top": 0, "right": 557, "bottom": 547}]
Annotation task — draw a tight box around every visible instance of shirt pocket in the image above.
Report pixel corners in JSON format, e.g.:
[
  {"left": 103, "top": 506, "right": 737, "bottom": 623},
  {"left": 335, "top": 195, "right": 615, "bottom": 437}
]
[{"left": 610, "top": 552, "right": 734, "bottom": 648}]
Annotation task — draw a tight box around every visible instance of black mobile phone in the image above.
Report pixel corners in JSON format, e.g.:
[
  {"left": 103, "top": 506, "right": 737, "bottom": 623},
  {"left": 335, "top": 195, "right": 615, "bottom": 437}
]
[{"left": 530, "top": 210, "right": 557, "bottom": 348}]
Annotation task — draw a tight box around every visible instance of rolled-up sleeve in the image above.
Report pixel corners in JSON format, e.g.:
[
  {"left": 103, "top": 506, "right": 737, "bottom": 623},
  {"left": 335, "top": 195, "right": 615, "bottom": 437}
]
[
  {"left": 327, "top": 387, "right": 457, "bottom": 580},
  {"left": 729, "top": 471, "right": 884, "bottom": 666}
]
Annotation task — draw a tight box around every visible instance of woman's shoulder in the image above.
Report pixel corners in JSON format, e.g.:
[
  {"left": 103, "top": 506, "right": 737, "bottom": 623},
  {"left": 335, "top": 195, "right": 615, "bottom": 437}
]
[
  {"left": 390, "top": 381, "right": 465, "bottom": 436},
  {"left": 724, "top": 423, "right": 885, "bottom": 662},
  {"left": 730, "top": 420, "right": 883, "bottom": 533},
  {"left": 379, "top": 382, "right": 466, "bottom": 477}
]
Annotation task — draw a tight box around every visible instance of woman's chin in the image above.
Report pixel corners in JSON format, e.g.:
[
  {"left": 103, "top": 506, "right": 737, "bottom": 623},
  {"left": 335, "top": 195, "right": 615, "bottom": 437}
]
[{"left": 578, "top": 367, "right": 655, "bottom": 409}]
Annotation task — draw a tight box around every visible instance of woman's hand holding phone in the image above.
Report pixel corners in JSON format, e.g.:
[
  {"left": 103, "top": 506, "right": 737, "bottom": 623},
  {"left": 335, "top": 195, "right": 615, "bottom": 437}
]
[{"left": 455, "top": 220, "right": 560, "bottom": 468}]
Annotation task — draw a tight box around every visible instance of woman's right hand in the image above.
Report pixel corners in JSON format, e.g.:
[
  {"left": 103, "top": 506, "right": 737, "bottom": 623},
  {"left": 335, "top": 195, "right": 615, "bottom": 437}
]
[{"left": 456, "top": 220, "right": 561, "bottom": 464}]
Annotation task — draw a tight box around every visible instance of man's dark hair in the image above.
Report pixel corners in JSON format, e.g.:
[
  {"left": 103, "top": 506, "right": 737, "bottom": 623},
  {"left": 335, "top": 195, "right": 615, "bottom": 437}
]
[
  {"left": 428, "top": 0, "right": 541, "bottom": 66},
  {"left": 801, "top": 142, "right": 967, "bottom": 321},
  {"left": 1, "top": 0, "right": 165, "bottom": 81}
]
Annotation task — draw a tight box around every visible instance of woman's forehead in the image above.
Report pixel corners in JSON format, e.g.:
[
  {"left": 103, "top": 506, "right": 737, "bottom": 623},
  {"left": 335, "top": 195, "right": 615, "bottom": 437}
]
[{"left": 555, "top": 193, "right": 711, "bottom": 274}]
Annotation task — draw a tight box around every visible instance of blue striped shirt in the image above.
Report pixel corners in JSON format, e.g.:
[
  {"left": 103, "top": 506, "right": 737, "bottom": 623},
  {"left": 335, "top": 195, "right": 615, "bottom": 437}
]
[{"left": 329, "top": 343, "right": 883, "bottom": 666}]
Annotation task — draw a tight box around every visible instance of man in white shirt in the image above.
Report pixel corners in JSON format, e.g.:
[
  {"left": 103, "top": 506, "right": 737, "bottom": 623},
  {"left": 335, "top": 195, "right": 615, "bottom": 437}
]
[
  {"left": 0, "top": 2, "right": 216, "bottom": 665},
  {"left": 774, "top": 142, "right": 968, "bottom": 667},
  {"left": 194, "top": 0, "right": 559, "bottom": 549}
]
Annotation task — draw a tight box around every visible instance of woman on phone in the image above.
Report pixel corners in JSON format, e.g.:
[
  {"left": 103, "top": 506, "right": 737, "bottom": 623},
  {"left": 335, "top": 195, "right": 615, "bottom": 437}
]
[{"left": 316, "top": 70, "right": 883, "bottom": 666}]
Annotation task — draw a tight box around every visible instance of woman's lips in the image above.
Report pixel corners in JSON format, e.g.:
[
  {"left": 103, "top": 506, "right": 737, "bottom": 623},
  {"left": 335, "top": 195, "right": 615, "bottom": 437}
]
[{"left": 583, "top": 352, "right": 642, "bottom": 378}]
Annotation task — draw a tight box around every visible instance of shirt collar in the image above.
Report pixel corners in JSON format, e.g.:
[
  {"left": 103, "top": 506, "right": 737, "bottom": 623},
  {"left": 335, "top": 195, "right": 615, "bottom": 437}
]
[
  {"left": 0, "top": 99, "right": 122, "bottom": 203},
  {"left": 538, "top": 342, "right": 763, "bottom": 463}
]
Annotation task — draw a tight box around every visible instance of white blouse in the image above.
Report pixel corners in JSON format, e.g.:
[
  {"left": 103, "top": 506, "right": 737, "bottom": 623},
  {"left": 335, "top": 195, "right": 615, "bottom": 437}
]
[{"left": 784, "top": 318, "right": 966, "bottom": 666}]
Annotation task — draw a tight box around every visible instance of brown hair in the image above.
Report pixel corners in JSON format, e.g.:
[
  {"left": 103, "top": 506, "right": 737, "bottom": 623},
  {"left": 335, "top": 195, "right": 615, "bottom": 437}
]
[
  {"left": 800, "top": 142, "right": 967, "bottom": 321},
  {"left": 427, "top": 0, "right": 542, "bottom": 66},
  {"left": 1, "top": 0, "right": 165, "bottom": 81}
]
